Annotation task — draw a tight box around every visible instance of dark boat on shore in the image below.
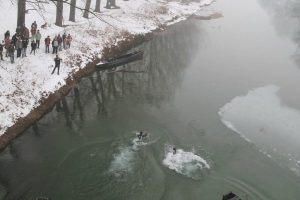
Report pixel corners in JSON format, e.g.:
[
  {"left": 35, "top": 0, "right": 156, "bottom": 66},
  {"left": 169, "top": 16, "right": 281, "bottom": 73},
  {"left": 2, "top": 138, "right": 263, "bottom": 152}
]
[
  {"left": 96, "top": 51, "right": 143, "bottom": 71},
  {"left": 222, "top": 192, "right": 242, "bottom": 200}
]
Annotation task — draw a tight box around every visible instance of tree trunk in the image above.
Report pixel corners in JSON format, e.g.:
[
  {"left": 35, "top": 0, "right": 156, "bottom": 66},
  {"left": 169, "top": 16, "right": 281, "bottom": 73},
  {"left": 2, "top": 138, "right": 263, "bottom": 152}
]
[
  {"left": 69, "top": 0, "right": 76, "bottom": 22},
  {"left": 83, "top": 0, "right": 92, "bottom": 18},
  {"left": 55, "top": 0, "right": 64, "bottom": 27},
  {"left": 17, "top": 0, "right": 26, "bottom": 27},
  {"left": 95, "top": 0, "right": 101, "bottom": 12}
]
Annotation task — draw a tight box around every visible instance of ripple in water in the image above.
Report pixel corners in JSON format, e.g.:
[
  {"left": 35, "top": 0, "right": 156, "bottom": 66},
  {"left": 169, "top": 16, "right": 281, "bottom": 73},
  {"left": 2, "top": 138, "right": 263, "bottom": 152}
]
[{"left": 162, "top": 145, "right": 210, "bottom": 180}]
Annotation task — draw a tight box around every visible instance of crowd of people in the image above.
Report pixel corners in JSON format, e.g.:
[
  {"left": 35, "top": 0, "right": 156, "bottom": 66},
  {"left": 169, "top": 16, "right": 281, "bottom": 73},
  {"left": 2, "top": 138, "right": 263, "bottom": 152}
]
[{"left": 0, "top": 21, "right": 73, "bottom": 75}]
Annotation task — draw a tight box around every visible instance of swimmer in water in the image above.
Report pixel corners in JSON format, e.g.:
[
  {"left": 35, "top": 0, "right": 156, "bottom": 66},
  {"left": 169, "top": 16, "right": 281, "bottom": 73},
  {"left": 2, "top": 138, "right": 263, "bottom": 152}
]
[
  {"left": 173, "top": 147, "right": 177, "bottom": 155},
  {"left": 137, "top": 131, "right": 148, "bottom": 140},
  {"left": 138, "top": 131, "right": 143, "bottom": 140}
]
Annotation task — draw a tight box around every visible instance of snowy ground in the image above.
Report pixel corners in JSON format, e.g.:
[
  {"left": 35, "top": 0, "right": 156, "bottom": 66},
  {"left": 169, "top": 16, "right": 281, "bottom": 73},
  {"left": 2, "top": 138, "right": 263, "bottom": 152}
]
[{"left": 0, "top": 0, "right": 215, "bottom": 135}]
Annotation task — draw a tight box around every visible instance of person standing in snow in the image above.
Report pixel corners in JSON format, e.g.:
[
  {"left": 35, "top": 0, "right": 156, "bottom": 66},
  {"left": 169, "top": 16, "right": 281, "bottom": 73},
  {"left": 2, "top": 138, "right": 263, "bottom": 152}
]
[
  {"left": 65, "top": 34, "right": 72, "bottom": 49},
  {"left": 62, "top": 33, "right": 67, "bottom": 49},
  {"left": 11, "top": 33, "right": 17, "bottom": 47},
  {"left": 35, "top": 30, "right": 41, "bottom": 49},
  {"left": 22, "top": 25, "right": 30, "bottom": 40},
  {"left": 0, "top": 41, "right": 4, "bottom": 61},
  {"left": 52, "top": 37, "right": 59, "bottom": 54},
  {"left": 16, "top": 26, "right": 22, "bottom": 35},
  {"left": 4, "top": 30, "right": 10, "bottom": 39},
  {"left": 31, "top": 21, "right": 37, "bottom": 29},
  {"left": 8, "top": 43, "right": 15, "bottom": 63},
  {"left": 22, "top": 39, "right": 28, "bottom": 57},
  {"left": 31, "top": 27, "right": 36, "bottom": 36},
  {"left": 30, "top": 40, "right": 37, "bottom": 55},
  {"left": 4, "top": 37, "right": 10, "bottom": 57},
  {"left": 52, "top": 55, "right": 62, "bottom": 75},
  {"left": 31, "top": 21, "right": 37, "bottom": 36},
  {"left": 16, "top": 38, "right": 23, "bottom": 58},
  {"left": 57, "top": 34, "right": 63, "bottom": 51},
  {"left": 45, "top": 36, "right": 51, "bottom": 53}
]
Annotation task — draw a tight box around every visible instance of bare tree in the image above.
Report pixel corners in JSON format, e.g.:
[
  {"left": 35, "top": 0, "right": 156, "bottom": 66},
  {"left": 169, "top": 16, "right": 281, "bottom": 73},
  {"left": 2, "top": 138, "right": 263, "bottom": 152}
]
[
  {"left": 95, "top": 0, "right": 101, "bottom": 12},
  {"left": 83, "top": 0, "right": 92, "bottom": 18},
  {"left": 21, "top": 0, "right": 115, "bottom": 28},
  {"left": 55, "top": 0, "right": 64, "bottom": 27},
  {"left": 69, "top": 0, "right": 76, "bottom": 22},
  {"left": 17, "top": 0, "right": 26, "bottom": 27}
]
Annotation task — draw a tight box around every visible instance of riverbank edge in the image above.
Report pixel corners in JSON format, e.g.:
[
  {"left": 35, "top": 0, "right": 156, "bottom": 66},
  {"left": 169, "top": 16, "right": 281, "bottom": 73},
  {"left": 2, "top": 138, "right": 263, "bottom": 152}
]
[{"left": 0, "top": 15, "right": 206, "bottom": 151}]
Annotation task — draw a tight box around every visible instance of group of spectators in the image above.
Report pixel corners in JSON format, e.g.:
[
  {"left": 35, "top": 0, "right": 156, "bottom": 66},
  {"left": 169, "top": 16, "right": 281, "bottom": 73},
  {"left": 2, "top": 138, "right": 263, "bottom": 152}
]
[{"left": 0, "top": 21, "right": 72, "bottom": 69}]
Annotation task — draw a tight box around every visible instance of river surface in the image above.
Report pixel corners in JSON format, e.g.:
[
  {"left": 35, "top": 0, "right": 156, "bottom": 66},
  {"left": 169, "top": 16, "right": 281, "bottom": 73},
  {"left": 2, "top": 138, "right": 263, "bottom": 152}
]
[{"left": 1, "top": 0, "right": 300, "bottom": 199}]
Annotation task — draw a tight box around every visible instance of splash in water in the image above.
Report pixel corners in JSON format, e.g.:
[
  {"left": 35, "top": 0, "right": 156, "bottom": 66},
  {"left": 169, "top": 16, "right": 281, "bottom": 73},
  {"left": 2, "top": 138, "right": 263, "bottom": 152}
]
[
  {"left": 108, "top": 132, "right": 151, "bottom": 177},
  {"left": 162, "top": 145, "right": 210, "bottom": 180}
]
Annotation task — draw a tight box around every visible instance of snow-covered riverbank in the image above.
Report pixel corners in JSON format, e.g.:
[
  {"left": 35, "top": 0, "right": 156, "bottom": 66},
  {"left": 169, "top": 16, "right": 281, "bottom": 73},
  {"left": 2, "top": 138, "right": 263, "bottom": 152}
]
[{"left": 0, "top": 0, "right": 215, "bottom": 138}]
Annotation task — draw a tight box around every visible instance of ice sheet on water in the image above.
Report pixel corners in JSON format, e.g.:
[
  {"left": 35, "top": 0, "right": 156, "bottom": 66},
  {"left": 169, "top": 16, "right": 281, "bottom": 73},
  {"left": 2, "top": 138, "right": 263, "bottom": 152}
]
[
  {"left": 219, "top": 84, "right": 300, "bottom": 146},
  {"left": 219, "top": 85, "right": 300, "bottom": 173},
  {"left": 162, "top": 145, "right": 210, "bottom": 180}
]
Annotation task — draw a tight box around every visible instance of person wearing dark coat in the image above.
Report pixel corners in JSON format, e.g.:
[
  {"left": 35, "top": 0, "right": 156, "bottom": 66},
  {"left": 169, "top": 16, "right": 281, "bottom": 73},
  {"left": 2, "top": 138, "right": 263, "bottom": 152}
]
[
  {"left": 4, "top": 30, "right": 10, "bottom": 39},
  {"left": 52, "top": 37, "right": 58, "bottom": 54},
  {"left": 8, "top": 43, "right": 15, "bottom": 63},
  {"left": 62, "top": 33, "right": 66, "bottom": 49},
  {"left": 52, "top": 55, "right": 62, "bottom": 75},
  {"left": 16, "top": 26, "right": 22, "bottom": 35},
  {"left": 20, "top": 25, "right": 30, "bottom": 40},
  {"left": 57, "top": 34, "right": 63, "bottom": 51},
  {"left": 11, "top": 34, "right": 17, "bottom": 47},
  {"left": 31, "top": 21, "right": 37, "bottom": 29},
  {"left": 30, "top": 40, "right": 37, "bottom": 55},
  {"left": 0, "top": 41, "right": 4, "bottom": 61},
  {"left": 4, "top": 37, "right": 10, "bottom": 57},
  {"left": 45, "top": 36, "right": 51, "bottom": 53},
  {"left": 22, "top": 39, "right": 28, "bottom": 57}
]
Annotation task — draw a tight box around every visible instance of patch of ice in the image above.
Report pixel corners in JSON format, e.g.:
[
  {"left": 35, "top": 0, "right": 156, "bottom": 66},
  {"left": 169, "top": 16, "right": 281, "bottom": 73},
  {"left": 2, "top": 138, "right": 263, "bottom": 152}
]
[
  {"left": 219, "top": 85, "right": 300, "bottom": 174},
  {"left": 162, "top": 145, "right": 210, "bottom": 180},
  {"left": 219, "top": 85, "right": 300, "bottom": 149}
]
